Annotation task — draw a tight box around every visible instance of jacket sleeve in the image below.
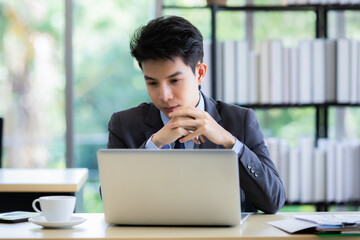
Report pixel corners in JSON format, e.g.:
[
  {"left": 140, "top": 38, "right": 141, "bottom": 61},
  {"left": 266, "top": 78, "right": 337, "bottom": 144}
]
[{"left": 238, "top": 109, "right": 286, "bottom": 214}]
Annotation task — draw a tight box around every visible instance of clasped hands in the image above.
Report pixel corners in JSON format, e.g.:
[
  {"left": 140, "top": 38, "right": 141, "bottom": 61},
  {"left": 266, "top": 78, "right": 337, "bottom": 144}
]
[{"left": 152, "top": 106, "right": 235, "bottom": 149}]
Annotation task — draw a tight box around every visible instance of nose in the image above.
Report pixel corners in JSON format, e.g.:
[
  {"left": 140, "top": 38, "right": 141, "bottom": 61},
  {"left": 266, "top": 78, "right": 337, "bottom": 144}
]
[{"left": 159, "top": 83, "right": 173, "bottom": 102}]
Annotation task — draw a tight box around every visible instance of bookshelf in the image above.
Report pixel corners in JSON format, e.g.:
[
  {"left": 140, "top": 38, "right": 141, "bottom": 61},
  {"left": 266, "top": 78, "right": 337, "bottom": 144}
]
[
  {"left": 164, "top": 2, "right": 360, "bottom": 142},
  {"left": 163, "top": 2, "right": 360, "bottom": 211}
]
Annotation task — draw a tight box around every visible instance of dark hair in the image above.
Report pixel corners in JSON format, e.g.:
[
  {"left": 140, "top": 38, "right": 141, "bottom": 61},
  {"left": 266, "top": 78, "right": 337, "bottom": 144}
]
[{"left": 130, "top": 16, "right": 204, "bottom": 74}]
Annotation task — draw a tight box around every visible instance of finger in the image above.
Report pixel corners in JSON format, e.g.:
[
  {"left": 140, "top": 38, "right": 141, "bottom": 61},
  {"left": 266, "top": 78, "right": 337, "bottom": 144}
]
[
  {"left": 174, "top": 130, "right": 198, "bottom": 145},
  {"left": 180, "top": 131, "right": 201, "bottom": 143},
  {"left": 199, "top": 135, "right": 206, "bottom": 143},
  {"left": 170, "top": 123, "right": 197, "bottom": 132},
  {"left": 169, "top": 116, "right": 194, "bottom": 127},
  {"left": 169, "top": 127, "right": 191, "bottom": 141},
  {"left": 192, "top": 138, "right": 200, "bottom": 144},
  {"left": 180, "top": 135, "right": 200, "bottom": 145},
  {"left": 169, "top": 106, "right": 202, "bottom": 119},
  {"left": 170, "top": 118, "right": 203, "bottom": 130}
]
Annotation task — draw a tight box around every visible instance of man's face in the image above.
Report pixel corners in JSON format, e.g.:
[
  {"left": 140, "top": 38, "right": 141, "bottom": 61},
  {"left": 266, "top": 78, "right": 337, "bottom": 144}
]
[{"left": 141, "top": 56, "right": 206, "bottom": 119}]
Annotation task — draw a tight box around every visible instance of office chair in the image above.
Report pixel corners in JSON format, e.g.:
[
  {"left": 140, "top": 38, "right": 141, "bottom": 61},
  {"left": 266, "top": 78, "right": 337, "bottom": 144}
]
[{"left": 0, "top": 117, "right": 2, "bottom": 168}]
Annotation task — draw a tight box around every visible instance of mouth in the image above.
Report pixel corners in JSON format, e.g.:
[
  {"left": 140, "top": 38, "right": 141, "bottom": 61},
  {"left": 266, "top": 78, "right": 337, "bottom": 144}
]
[{"left": 163, "top": 106, "right": 178, "bottom": 113}]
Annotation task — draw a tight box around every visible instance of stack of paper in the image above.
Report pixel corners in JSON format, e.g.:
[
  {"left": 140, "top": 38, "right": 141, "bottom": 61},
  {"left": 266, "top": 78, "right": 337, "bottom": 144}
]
[{"left": 268, "top": 213, "right": 360, "bottom": 234}]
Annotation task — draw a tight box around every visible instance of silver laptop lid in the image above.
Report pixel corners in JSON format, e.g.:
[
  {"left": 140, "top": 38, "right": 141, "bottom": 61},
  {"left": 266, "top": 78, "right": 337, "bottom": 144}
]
[{"left": 97, "top": 149, "right": 241, "bottom": 226}]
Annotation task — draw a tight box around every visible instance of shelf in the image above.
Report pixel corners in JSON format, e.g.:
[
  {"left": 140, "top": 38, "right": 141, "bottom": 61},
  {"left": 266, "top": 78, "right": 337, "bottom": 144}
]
[
  {"left": 163, "top": 4, "right": 360, "bottom": 11},
  {"left": 217, "top": 4, "right": 360, "bottom": 11},
  {"left": 240, "top": 103, "right": 360, "bottom": 109}
]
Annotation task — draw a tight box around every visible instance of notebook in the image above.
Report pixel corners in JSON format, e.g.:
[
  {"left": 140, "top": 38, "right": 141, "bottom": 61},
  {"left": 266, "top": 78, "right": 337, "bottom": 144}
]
[{"left": 97, "top": 149, "right": 241, "bottom": 226}]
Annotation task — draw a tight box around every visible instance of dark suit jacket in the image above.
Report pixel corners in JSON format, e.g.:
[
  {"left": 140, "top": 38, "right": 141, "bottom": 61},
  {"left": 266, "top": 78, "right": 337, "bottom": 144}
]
[{"left": 107, "top": 93, "right": 286, "bottom": 213}]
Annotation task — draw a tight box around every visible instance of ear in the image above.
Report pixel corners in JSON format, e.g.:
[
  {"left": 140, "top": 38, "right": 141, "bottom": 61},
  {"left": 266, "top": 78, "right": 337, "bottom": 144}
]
[{"left": 196, "top": 62, "right": 207, "bottom": 86}]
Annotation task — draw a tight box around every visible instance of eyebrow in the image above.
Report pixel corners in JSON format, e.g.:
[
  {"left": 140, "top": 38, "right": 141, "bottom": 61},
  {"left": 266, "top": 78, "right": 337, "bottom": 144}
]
[{"left": 144, "top": 71, "right": 183, "bottom": 81}]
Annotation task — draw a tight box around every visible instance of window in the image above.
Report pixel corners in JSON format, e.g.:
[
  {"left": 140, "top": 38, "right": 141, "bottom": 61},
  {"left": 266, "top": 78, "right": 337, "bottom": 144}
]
[
  {"left": 0, "top": 0, "right": 156, "bottom": 212},
  {"left": 0, "top": 0, "right": 66, "bottom": 168}
]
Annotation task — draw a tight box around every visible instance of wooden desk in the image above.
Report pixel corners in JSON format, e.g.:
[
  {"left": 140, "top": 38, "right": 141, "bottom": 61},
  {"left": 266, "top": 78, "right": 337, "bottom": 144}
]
[
  {"left": 0, "top": 168, "right": 88, "bottom": 212},
  {"left": 0, "top": 212, "right": 359, "bottom": 239}
]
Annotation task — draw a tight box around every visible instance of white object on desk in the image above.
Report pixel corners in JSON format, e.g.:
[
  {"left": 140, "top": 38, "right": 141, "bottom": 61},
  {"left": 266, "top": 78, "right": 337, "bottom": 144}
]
[
  {"left": 29, "top": 215, "right": 86, "bottom": 229},
  {"left": 32, "top": 196, "right": 76, "bottom": 222}
]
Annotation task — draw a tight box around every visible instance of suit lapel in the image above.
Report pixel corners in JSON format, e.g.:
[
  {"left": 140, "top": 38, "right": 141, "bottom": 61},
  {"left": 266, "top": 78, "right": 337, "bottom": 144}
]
[
  {"left": 200, "top": 93, "right": 222, "bottom": 149},
  {"left": 143, "top": 103, "right": 164, "bottom": 139}
]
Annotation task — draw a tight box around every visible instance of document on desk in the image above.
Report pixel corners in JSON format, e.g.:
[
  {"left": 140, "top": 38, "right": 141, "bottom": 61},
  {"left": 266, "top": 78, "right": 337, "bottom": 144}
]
[
  {"left": 295, "top": 214, "right": 360, "bottom": 226},
  {"left": 268, "top": 214, "right": 360, "bottom": 234},
  {"left": 268, "top": 219, "right": 317, "bottom": 234}
]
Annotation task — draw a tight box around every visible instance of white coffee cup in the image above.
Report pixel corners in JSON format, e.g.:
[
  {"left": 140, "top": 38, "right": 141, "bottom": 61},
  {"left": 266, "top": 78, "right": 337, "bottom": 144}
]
[{"left": 32, "top": 196, "right": 76, "bottom": 222}]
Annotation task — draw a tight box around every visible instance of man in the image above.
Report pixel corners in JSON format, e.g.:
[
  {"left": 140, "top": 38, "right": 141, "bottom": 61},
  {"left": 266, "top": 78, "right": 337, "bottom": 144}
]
[{"left": 107, "top": 15, "right": 285, "bottom": 213}]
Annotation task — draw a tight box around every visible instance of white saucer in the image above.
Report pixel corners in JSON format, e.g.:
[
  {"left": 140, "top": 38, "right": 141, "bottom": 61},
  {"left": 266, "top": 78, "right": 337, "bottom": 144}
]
[{"left": 29, "top": 216, "right": 86, "bottom": 229}]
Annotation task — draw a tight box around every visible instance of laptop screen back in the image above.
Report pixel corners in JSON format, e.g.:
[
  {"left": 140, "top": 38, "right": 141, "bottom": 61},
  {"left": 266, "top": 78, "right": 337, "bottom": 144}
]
[{"left": 97, "top": 149, "right": 241, "bottom": 226}]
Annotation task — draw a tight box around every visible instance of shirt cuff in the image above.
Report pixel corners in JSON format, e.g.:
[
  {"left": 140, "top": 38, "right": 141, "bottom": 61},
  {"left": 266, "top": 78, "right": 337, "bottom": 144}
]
[
  {"left": 145, "top": 134, "right": 171, "bottom": 150},
  {"left": 232, "top": 137, "right": 244, "bottom": 158}
]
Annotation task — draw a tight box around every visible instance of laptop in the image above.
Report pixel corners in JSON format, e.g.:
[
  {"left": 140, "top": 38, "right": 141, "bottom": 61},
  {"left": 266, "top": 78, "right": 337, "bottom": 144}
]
[{"left": 97, "top": 149, "right": 241, "bottom": 226}]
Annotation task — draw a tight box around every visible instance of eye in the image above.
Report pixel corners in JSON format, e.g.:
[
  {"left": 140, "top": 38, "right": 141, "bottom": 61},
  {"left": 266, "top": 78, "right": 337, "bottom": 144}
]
[
  {"left": 146, "top": 81, "right": 157, "bottom": 86},
  {"left": 170, "top": 79, "right": 180, "bottom": 84}
]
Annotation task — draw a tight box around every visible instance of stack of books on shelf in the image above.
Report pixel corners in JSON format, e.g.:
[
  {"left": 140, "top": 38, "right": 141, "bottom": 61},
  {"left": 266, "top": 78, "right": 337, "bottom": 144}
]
[
  {"left": 285, "top": 0, "right": 360, "bottom": 5},
  {"left": 202, "top": 38, "right": 360, "bottom": 105},
  {"left": 265, "top": 137, "right": 360, "bottom": 204}
]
